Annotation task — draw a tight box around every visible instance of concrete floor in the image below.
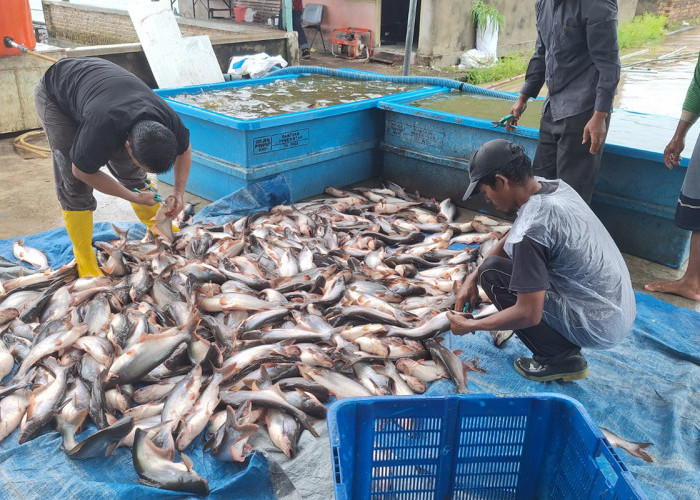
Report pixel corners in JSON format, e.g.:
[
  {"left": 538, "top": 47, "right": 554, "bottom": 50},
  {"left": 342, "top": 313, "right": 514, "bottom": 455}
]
[
  {"left": 1, "top": 130, "right": 697, "bottom": 313},
  {"left": 0, "top": 133, "right": 208, "bottom": 239}
]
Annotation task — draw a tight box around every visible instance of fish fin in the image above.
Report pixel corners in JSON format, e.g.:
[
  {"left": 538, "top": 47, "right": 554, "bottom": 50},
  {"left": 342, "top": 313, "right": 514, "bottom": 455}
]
[
  {"left": 75, "top": 408, "right": 89, "bottom": 432},
  {"left": 105, "top": 442, "right": 118, "bottom": 457},
  {"left": 457, "top": 367, "right": 470, "bottom": 394},
  {"left": 105, "top": 413, "right": 117, "bottom": 426},
  {"left": 180, "top": 452, "right": 194, "bottom": 472},
  {"left": 434, "top": 337, "right": 444, "bottom": 344},
  {"left": 141, "top": 430, "right": 173, "bottom": 460},
  {"left": 26, "top": 394, "right": 36, "bottom": 420},
  {"left": 632, "top": 447, "right": 655, "bottom": 463},
  {"left": 453, "top": 349, "right": 464, "bottom": 356},
  {"left": 138, "top": 478, "right": 163, "bottom": 489}
]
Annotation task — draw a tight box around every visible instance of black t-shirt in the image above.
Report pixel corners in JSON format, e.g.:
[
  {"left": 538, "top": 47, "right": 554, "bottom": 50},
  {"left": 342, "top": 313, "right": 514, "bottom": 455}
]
[
  {"left": 42, "top": 57, "right": 190, "bottom": 174},
  {"left": 509, "top": 181, "right": 558, "bottom": 293}
]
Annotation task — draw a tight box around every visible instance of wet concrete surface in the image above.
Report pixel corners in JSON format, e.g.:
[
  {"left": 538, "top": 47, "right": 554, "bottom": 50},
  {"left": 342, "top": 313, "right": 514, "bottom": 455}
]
[{"left": 1, "top": 28, "right": 699, "bottom": 313}]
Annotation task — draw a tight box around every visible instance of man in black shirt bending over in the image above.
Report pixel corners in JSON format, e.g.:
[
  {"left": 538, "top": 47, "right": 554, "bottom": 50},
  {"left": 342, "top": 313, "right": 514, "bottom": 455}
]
[
  {"left": 447, "top": 139, "right": 635, "bottom": 382},
  {"left": 34, "top": 57, "right": 192, "bottom": 277}
]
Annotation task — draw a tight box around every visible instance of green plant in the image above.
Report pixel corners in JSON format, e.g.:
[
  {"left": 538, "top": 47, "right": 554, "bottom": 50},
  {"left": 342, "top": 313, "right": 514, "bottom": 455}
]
[
  {"left": 617, "top": 13, "right": 667, "bottom": 49},
  {"left": 471, "top": 0, "right": 505, "bottom": 34},
  {"left": 462, "top": 52, "right": 530, "bottom": 85}
]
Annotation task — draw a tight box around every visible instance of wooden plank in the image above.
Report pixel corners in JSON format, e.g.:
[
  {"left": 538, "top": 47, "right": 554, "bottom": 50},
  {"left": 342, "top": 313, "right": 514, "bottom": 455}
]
[
  {"left": 128, "top": 2, "right": 223, "bottom": 89},
  {"left": 369, "top": 51, "right": 404, "bottom": 66}
]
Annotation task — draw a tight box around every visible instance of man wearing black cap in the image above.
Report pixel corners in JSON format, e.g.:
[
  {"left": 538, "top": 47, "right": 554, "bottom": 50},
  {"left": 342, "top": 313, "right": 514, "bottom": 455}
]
[{"left": 447, "top": 139, "right": 635, "bottom": 382}]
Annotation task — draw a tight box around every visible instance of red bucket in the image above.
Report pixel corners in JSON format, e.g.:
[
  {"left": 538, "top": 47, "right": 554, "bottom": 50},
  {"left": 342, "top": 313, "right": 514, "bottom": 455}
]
[{"left": 234, "top": 6, "right": 247, "bottom": 22}]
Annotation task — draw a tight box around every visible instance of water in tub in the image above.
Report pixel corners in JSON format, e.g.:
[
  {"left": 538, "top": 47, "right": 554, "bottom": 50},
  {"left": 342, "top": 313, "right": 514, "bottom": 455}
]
[{"left": 170, "top": 75, "right": 422, "bottom": 120}]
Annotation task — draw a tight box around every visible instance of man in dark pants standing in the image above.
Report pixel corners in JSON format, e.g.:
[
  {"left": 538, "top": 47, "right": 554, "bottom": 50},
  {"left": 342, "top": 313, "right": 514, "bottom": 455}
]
[
  {"left": 506, "top": 0, "right": 621, "bottom": 204},
  {"left": 279, "top": 0, "right": 311, "bottom": 60},
  {"left": 447, "top": 139, "right": 635, "bottom": 382}
]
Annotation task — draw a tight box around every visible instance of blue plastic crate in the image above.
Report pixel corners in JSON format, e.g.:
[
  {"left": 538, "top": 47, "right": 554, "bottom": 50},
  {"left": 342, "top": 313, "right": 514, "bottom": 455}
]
[{"left": 327, "top": 394, "right": 648, "bottom": 500}]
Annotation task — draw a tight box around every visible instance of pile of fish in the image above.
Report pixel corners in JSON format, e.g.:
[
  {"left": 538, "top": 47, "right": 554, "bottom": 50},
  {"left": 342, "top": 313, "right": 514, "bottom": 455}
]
[{"left": 0, "top": 182, "right": 651, "bottom": 496}]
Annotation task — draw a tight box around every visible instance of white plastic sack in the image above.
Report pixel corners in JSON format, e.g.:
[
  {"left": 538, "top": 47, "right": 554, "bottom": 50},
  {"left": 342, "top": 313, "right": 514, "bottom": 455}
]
[
  {"left": 244, "top": 8, "right": 256, "bottom": 22},
  {"left": 457, "top": 49, "right": 495, "bottom": 70},
  {"left": 227, "top": 52, "right": 288, "bottom": 79},
  {"left": 476, "top": 17, "right": 498, "bottom": 57}
]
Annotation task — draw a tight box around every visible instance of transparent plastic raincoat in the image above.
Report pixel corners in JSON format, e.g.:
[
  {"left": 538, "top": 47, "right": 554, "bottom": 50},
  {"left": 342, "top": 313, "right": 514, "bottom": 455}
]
[{"left": 503, "top": 179, "right": 636, "bottom": 348}]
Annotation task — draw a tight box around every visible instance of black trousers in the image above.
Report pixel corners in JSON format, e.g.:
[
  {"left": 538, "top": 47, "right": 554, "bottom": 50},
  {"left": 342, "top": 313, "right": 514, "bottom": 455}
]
[
  {"left": 533, "top": 107, "right": 610, "bottom": 204},
  {"left": 278, "top": 9, "right": 309, "bottom": 49},
  {"left": 478, "top": 256, "right": 581, "bottom": 364}
]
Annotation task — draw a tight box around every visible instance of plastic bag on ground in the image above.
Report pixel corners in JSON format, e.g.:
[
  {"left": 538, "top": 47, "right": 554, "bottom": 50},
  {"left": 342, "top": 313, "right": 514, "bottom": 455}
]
[
  {"left": 227, "top": 53, "right": 288, "bottom": 79},
  {"left": 457, "top": 49, "right": 496, "bottom": 70}
]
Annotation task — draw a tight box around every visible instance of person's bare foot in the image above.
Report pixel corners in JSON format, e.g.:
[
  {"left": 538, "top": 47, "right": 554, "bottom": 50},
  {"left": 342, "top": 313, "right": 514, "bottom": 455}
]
[{"left": 644, "top": 278, "right": 700, "bottom": 301}]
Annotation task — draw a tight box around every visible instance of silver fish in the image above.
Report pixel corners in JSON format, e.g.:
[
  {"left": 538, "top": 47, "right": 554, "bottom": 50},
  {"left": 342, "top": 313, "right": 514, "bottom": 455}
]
[
  {"left": 161, "top": 364, "right": 202, "bottom": 433},
  {"left": 132, "top": 428, "right": 209, "bottom": 495},
  {"left": 0, "top": 388, "right": 29, "bottom": 444},
  {"left": 219, "top": 387, "right": 320, "bottom": 437},
  {"left": 19, "top": 357, "right": 72, "bottom": 443},
  {"left": 266, "top": 408, "right": 302, "bottom": 458},
  {"left": 424, "top": 338, "right": 469, "bottom": 394},
  {"left": 152, "top": 197, "right": 176, "bottom": 244},
  {"left": 105, "top": 316, "right": 197, "bottom": 387},
  {"left": 204, "top": 405, "right": 259, "bottom": 463},
  {"left": 438, "top": 198, "right": 458, "bottom": 223},
  {"left": 175, "top": 365, "right": 236, "bottom": 451},
  {"left": 600, "top": 427, "right": 654, "bottom": 463},
  {"left": 298, "top": 365, "right": 371, "bottom": 399},
  {"left": 13, "top": 240, "right": 49, "bottom": 270},
  {"left": 14, "top": 323, "right": 88, "bottom": 379}
]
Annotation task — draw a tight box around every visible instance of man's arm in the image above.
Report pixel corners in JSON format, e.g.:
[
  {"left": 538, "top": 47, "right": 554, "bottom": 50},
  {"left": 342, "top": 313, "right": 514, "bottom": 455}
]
[
  {"left": 582, "top": 0, "right": 620, "bottom": 154},
  {"left": 166, "top": 144, "right": 192, "bottom": 217},
  {"left": 455, "top": 230, "right": 510, "bottom": 312},
  {"left": 585, "top": 0, "right": 620, "bottom": 114},
  {"left": 664, "top": 55, "right": 700, "bottom": 169},
  {"left": 448, "top": 290, "right": 545, "bottom": 333},
  {"left": 508, "top": 30, "right": 546, "bottom": 131},
  {"left": 520, "top": 30, "right": 546, "bottom": 100},
  {"left": 72, "top": 165, "right": 156, "bottom": 206}
]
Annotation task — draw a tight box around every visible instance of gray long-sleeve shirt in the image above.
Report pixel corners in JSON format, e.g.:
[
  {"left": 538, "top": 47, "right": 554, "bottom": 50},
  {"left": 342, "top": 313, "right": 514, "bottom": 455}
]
[{"left": 520, "top": 0, "right": 621, "bottom": 122}]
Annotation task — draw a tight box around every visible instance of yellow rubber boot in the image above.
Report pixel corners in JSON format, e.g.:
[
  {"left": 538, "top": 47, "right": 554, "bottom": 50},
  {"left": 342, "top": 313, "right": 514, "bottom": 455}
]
[
  {"left": 62, "top": 210, "right": 104, "bottom": 277},
  {"left": 131, "top": 202, "right": 160, "bottom": 231}
]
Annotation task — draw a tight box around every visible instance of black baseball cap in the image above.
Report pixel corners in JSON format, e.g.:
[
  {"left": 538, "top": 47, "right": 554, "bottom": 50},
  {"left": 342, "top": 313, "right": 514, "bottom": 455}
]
[{"left": 462, "top": 139, "right": 527, "bottom": 200}]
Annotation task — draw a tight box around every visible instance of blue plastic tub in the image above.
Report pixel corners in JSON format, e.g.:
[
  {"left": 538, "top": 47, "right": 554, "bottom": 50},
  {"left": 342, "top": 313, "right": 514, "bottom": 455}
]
[
  {"left": 327, "top": 394, "right": 648, "bottom": 500},
  {"left": 378, "top": 91, "right": 695, "bottom": 268},
  {"left": 155, "top": 73, "right": 442, "bottom": 203}
]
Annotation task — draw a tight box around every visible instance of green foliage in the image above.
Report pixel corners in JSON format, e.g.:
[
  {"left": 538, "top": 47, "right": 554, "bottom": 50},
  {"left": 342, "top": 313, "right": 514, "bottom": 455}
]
[
  {"left": 471, "top": 0, "right": 505, "bottom": 33},
  {"left": 462, "top": 53, "right": 530, "bottom": 85},
  {"left": 617, "top": 13, "right": 667, "bottom": 49}
]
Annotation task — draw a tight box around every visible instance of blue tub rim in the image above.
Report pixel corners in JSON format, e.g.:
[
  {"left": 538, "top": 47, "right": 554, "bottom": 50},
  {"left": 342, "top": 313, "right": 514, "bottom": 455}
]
[
  {"left": 379, "top": 89, "right": 691, "bottom": 168},
  {"left": 155, "top": 71, "right": 442, "bottom": 131}
]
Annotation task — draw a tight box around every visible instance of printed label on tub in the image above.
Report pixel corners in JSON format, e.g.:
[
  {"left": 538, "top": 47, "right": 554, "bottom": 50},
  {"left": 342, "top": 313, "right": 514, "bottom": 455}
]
[
  {"left": 254, "top": 129, "right": 310, "bottom": 154},
  {"left": 386, "top": 120, "right": 445, "bottom": 148}
]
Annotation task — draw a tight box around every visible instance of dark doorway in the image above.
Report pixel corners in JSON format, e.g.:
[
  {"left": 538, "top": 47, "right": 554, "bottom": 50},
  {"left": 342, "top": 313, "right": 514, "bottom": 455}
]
[{"left": 380, "top": 0, "right": 421, "bottom": 48}]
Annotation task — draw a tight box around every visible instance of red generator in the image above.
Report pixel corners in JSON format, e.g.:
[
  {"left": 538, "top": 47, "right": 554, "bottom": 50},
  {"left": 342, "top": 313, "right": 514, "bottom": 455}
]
[{"left": 331, "top": 28, "right": 372, "bottom": 60}]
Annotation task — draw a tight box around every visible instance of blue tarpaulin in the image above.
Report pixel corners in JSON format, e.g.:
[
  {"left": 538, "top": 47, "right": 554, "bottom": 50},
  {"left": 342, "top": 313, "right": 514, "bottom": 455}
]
[{"left": 0, "top": 177, "right": 698, "bottom": 499}]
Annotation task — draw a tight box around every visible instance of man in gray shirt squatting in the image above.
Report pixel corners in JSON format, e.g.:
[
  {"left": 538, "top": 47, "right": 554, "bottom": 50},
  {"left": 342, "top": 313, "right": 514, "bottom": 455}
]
[
  {"left": 506, "top": 0, "right": 621, "bottom": 204},
  {"left": 447, "top": 139, "right": 635, "bottom": 382}
]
